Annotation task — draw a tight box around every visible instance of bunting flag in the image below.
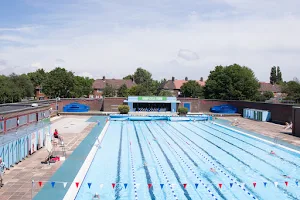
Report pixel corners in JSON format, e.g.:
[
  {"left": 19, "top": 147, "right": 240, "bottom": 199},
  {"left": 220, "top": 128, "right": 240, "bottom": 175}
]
[
  {"left": 264, "top": 182, "right": 267, "bottom": 187},
  {"left": 285, "top": 182, "right": 288, "bottom": 187},
  {"left": 112, "top": 183, "right": 116, "bottom": 189},
  {"left": 218, "top": 184, "right": 222, "bottom": 189},
  {"left": 75, "top": 182, "right": 80, "bottom": 188},
  {"left": 160, "top": 184, "right": 164, "bottom": 189},
  {"left": 195, "top": 183, "right": 199, "bottom": 189},
  {"left": 230, "top": 183, "right": 233, "bottom": 188},
  {"left": 51, "top": 182, "right": 55, "bottom": 188},
  {"left": 183, "top": 183, "right": 187, "bottom": 189},
  {"left": 148, "top": 183, "right": 152, "bottom": 189},
  {"left": 39, "top": 181, "right": 43, "bottom": 187},
  {"left": 88, "top": 183, "right": 92, "bottom": 189},
  {"left": 136, "top": 183, "right": 141, "bottom": 189},
  {"left": 296, "top": 181, "right": 299, "bottom": 186},
  {"left": 274, "top": 182, "right": 278, "bottom": 187},
  {"left": 253, "top": 182, "right": 256, "bottom": 188},
  {"left": 124, "top": 183, "right": 128, "bottom": 189},
  {"left": 63, "top": 182, "right": 68, "bottom": 188},
  {"left": 100, "top": 184, "right": 104, "bottom": 189}
]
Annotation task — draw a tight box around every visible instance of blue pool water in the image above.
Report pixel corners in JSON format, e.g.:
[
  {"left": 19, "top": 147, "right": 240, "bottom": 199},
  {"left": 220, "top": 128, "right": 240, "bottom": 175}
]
[{"left": 75, "top": 121, "right": 300, "bottom": 200}]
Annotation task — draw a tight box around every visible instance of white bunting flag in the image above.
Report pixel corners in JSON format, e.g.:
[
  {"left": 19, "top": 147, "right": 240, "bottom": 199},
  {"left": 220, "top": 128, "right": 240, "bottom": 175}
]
[
  {"left": 274, "top": 182, "right": 278, "bottom": 188},
  {"left": 136, "top": 183, "right": 140, "bottom": 190},
  {"left": 241, "top": 183, "right": 245, "bottom": 189},
  {"left": 63, "top": 182, "right": 68, "bottom": 188}
]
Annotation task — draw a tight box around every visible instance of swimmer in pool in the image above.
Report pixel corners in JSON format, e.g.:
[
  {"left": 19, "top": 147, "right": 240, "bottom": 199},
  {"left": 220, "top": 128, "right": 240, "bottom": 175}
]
[
  {"left": 93, "top": 193, "right": 100, "bottom": 199},
  {"left": 270, "top": 150, "right": 276, "bottom": 155},
  {"left": 282, "top": 175, "right": 291, "bottom": 179},
  {"left": 210, "top": 168, "right": 217, "bottom": 173}
]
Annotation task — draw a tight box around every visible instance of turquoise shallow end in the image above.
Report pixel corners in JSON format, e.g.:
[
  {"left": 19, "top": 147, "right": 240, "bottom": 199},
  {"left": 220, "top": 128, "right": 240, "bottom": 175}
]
[{"left": 34, "top": 116, "right": 107, "bottom": 200}]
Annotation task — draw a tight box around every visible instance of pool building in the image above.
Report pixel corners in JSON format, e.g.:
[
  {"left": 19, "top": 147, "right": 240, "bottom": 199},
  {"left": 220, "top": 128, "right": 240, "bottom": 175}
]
[{"left": 124, "top": 96, "right": 181, "bottom": 112}]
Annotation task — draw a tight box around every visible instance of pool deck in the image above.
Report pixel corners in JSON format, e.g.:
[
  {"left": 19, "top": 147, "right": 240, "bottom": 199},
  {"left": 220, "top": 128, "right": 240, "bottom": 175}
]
[
  {"left": 218, "top": 116, "right": 300, "bottom": 148},
  {"left": 0, "top": 115, "right": 96, "bottom": 200}
]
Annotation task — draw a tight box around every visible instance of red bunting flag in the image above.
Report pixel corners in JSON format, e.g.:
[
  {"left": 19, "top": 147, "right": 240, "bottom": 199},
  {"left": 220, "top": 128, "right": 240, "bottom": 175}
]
[
  {"left": 148, "top": 183, "right": 152, "bottom": 189},
  {"left": 38, "top": 181, "right": 42, "bottom": 187},
  {"left": 253, "top": 182, "right": 256, "bottom": 188},
  {"left": 285, "top": 182, "right": 288, "bottom": 186},
  {"left": 183, "top": 183, "right": 187, "bottom": 189},
  {"left": 112, "top": 183, "right": 116, "bottom": 189},
  {"left": 75, "top": 182, "right": 79, "bottom": 188},
  {"left": 218, "top": 184, "right": 222, "bottom": 189}
]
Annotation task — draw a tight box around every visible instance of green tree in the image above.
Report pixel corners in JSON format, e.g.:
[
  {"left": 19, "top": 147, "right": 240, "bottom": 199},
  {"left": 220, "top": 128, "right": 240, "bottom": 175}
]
[
  {"left": 276, "top": 66, "right": 283, "bottom": 83},
  {"left": 133, "top": 68, "right": 152, "bottom": 84},
  {"left": 70, "top": 76, "right": 94, "bottom": 98},
  {"left": 43, "top": 67, "right": 75, "bottom": 98},
  {"left": 123, "top": 75, "right": 133, "bottom": 80},
  {"left": 27, "top": 69, "right": 47, "bottom": 88},
  {"left": 204, "top": 64, "right": 259, "bottom": 100},
  {"left": 117, "top": 84, "right": 128, "bottom": 97},
  {"left": 263, "top": 91, "right": 274, "bottom": 100},
  {"left": 102, "top": 84, "right": 116, "bottom": 97},
  {"left": 270, "top": 66, "right": 277, "bottom": 84},
  {"left": 282, "top": 81, "right": 300, "bottom": 101},
  {"left": 158, "top": 90, "right": 173, "bottom": 96},
  {"left": 9, "top": 73, "right": 34, "bottom": 98},
  {"left": 180, "top": 80, "right": 203, "bottom": 98},
  {"left": 128, "top": 85, "right": 138, "bottom": 96}
]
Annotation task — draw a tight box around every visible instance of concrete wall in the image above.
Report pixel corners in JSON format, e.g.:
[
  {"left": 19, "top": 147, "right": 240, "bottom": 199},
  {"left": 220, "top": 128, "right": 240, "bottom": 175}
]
[{"left": 292, "top": 107, "right": 300, "bottom": 137}]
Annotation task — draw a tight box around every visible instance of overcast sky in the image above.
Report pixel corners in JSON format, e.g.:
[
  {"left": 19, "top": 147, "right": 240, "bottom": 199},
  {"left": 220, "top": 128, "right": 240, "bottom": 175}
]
[{"left": 0, "top": 0, "right": 300, "bottom": 82}]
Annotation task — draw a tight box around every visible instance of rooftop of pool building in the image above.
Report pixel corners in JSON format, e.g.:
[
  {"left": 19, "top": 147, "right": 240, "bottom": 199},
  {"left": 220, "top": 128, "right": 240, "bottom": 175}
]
[{"left": 33, "top": 115, "right": 300, "bottom": 200}]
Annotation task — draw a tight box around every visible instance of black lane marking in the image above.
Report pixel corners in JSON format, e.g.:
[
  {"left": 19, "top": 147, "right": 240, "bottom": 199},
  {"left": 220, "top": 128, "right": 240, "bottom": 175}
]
[
  {"left": 152, "top": 122, "right": 227, "bottom": 200},
  {"left": 197, "top": 122, "right": 300, "bottom": 168},
  {"left": 133, "top": 122, "right": 156, "bottom": 200},
  {"left": 168, "top": 122, "right": 298, "bottom": 200},
  {"left": 182, "top": 123, "right": 285, "bottom": 174},
  {"left": 144, "top": 122, "right": 193, "bottom": 200},
  {"left": 115, "top": 123, "right": 123, "bottom": 199},
  {"left": 136, "top": 122, "right": 168, "bottom": 200}
]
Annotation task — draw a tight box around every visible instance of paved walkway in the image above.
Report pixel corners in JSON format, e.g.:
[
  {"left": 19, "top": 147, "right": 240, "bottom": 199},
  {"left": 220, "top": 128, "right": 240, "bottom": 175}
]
[
  {"left": 0, "top": 116, "right": 95, "bottom": 200},
  {"left": 219, "top": 116, "right": 300, "bottom": 147}
]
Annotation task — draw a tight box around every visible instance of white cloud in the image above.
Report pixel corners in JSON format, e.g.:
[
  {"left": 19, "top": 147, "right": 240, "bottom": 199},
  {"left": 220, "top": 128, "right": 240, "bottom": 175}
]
[
  {"left": 0, "top": 0, "right": 300, "bottom": 82},
  {"left": 177, "top": 49, "right": 199, "bottom": 61}
]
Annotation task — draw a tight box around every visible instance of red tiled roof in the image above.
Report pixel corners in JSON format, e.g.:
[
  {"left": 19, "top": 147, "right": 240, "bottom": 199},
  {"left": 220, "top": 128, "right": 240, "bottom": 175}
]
[
  {"left": 163, "top": 80, "right": 205, "bottom": 90},
  {"left": 93, "top": 79, "right": 135, "bottom": 89},
  {"left": 259, "top": 82, "right": 282, "bottom": 93}
]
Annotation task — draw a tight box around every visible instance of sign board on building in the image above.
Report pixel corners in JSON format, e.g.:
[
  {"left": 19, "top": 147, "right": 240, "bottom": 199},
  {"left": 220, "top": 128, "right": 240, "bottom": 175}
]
[{"left": 138, "top": 96, "right": 167, "bottom": 101}]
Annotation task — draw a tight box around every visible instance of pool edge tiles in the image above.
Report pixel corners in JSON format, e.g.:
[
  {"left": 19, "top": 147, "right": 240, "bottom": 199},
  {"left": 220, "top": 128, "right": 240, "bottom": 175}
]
[
  {"left": 33, "top": 116, "right": 108, "bottom": 200},
  {"left": 63, "top": 120, "right": 110, "bottom": 200},
  {"left": 213, "top": 122, "right": 300, "bottom": 155}
]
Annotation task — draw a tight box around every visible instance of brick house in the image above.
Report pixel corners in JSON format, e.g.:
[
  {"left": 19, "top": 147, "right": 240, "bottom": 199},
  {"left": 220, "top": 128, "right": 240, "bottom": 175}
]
[
  {"left": 258, "top": 82, "right": 284, "bottom": 98},
  {"left": 162, "top": 77, "right": 205, "bottom": 97},
  {"left": 35, "top": 86, "right": 47, "bottom": 100},
  {"left": 92, "top": 76, "right": 136, "bottom": 98}
]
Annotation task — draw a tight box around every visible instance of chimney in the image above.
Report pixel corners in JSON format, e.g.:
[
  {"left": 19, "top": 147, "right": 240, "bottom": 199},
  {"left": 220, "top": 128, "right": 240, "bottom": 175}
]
[
  {"left": 172, "top": 77, "right": 175, "bottom": 82},
  {"left": 185, "top": 77, "right": 188, "bottom": 81},
  {"left": 102, "top": 76, "right": 105, "bottom": 80},
  {"left": 200, "top": 77, "right": 203, "bottom": 82}
]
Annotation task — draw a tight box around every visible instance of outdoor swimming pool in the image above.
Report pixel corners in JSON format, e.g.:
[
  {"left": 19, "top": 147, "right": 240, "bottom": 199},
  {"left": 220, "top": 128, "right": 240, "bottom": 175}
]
[{"left": 74, "top": 120, "right": 300, "bottom": 200}]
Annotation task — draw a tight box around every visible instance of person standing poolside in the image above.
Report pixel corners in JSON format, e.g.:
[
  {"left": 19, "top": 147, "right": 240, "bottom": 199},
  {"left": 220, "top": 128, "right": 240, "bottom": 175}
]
[
  {"left": 0, "top": 157, "right": 6, "bottom": 187},
  {"left": 53, "top": 129, "right": 64, "bottom": 145}
]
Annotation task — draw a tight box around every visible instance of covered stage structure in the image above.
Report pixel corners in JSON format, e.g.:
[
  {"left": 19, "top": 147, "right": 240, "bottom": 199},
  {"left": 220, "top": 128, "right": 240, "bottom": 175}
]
[{"left": 124, "top": 96, "right": 180, "bottom": 112}]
